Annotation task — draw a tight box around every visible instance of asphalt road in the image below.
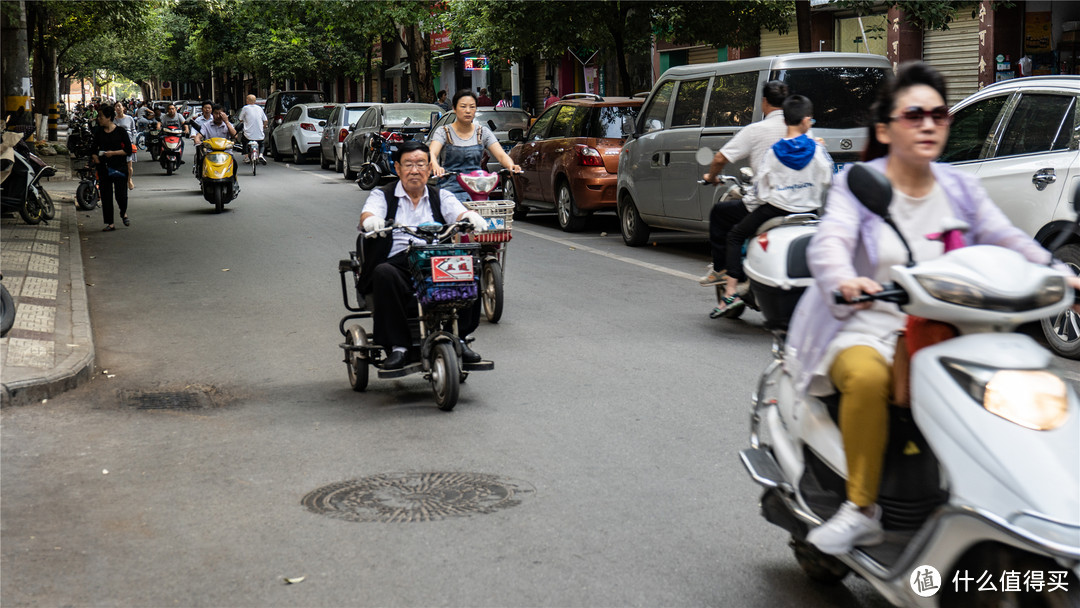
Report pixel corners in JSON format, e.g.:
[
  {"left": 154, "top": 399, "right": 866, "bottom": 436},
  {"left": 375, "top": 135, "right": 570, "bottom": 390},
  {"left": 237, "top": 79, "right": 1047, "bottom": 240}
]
[{"left": 3, "top": 142, "right": 1071, "bottom": 607}]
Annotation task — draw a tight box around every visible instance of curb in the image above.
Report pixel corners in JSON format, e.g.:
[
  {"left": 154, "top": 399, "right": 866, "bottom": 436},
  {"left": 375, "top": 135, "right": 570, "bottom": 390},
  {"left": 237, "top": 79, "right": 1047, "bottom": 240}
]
[{"left": 1, "top": 186, "right": 95, "bottom": 406}]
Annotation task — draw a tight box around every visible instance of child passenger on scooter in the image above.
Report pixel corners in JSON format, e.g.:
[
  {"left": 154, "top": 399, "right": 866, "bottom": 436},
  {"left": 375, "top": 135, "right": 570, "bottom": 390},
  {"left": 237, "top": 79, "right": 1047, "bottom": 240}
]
[{"left": 712, "top": 95, "right": 833, "bottom": 318}]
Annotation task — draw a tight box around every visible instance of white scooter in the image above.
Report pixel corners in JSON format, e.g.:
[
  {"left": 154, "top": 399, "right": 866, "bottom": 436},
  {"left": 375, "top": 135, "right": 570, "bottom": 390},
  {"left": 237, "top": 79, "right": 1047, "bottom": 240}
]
[{"left": 739, "top": 164, "right": 1080, "bottom": 607}]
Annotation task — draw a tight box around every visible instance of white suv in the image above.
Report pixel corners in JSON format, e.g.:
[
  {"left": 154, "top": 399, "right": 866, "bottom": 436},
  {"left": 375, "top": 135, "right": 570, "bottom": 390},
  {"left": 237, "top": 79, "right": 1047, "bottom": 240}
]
[{"left": 942, "top": 76, "right": 1080, "bottom": 359}]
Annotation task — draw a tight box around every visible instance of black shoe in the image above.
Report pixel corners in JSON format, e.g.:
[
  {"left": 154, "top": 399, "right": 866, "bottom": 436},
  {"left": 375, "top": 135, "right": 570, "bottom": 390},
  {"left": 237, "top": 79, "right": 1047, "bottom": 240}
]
[
  {"left": 383, "top": 350, "right": 408, "bottom": 370},
  {"left": 460, "top": 341, "right": 482, "bottom": 364}
]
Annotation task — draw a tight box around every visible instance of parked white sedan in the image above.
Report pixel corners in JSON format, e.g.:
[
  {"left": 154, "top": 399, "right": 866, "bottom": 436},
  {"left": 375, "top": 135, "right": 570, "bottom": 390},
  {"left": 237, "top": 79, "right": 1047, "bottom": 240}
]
[
  {"left": 269, "top": 102, "right": 336, "bottom": 164},
  {"left": 942, "top": 75, "right": 1080, "bottom": 359}
]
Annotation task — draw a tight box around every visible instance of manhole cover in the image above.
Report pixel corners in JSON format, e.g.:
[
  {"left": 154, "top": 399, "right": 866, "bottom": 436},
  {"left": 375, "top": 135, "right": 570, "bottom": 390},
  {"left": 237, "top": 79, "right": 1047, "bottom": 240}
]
[
  {"left": 302, "top": 472, "right": 534, "bottom": 523},
  {"left": 120, "top": 389, "right": 211, "bottom": 410}
]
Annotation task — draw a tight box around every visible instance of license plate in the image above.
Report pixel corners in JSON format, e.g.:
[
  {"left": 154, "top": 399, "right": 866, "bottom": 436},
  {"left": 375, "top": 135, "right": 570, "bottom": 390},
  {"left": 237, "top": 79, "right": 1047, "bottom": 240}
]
[
  {"left": 486, "top": 218, "right": 505, "bottom": 230},
  {"left": 833, "top": 162, "right": 847, "bottom": 174},
  {"left": 431, "top": 255, "right": 474, "bottom": 282}
]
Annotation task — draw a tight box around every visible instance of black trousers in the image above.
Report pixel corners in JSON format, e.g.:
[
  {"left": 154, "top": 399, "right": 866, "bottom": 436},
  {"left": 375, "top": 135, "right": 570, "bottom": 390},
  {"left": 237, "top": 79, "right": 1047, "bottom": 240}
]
[
  {"left": 371, "top": 251, "right": 481, "bottom": 349},
  {"left": 709, "top": 200, "right": 788, "bottom": 281},
  {"left": 97, "top": 170, "right": 128, "bottom": 225}
]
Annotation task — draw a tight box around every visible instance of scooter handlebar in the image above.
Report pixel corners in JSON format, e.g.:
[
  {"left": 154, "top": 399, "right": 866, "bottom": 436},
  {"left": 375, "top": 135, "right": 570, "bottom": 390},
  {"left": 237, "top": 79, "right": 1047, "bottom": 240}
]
[{"left": 833, "top": 284, "right": 910, "bottom": 305}]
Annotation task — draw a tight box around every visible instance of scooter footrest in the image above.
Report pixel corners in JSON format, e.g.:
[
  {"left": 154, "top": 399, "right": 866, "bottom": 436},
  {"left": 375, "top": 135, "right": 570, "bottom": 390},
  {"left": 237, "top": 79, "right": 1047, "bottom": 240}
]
[
  {"left": 740, "top": 447, "right": 788, "bottom": 492},
  {"left": 462, "top": 360, "right": 494, "bottom": 371},
  {"left": 377, "top": 362, "right": 423, "bottom": 378}
]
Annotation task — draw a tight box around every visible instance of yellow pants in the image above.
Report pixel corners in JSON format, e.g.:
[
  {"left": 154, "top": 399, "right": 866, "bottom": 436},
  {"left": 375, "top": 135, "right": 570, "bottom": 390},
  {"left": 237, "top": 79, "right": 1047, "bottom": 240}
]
[{"left": 829, "top": 345, "right": 891, "bottom": 507}]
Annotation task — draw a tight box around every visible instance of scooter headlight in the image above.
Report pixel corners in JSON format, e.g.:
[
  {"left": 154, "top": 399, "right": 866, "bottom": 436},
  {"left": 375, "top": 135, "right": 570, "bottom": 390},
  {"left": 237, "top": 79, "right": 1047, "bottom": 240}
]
[
  {"left": 459, "top": 173, "right": 498, "bottom": 194},
  {"left": 915, "top": 273, "right": 1066, "bottom": 312},
  {"left": 207, "top": 153, "right": 230, "bottom": 164},
  {"left": 944, "top": 360, "right": 1069, "bottom": 430}
]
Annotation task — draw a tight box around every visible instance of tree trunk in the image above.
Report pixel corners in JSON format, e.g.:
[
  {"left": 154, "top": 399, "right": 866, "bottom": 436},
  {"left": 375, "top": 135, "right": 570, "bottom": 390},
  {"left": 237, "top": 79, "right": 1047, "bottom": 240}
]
[
  {"left": 796, "top": 1, "right": 812, "bottom": 53},
  {"left": 363, "top": 47, "right": 373, "bottom": 102},
  {"left": 2, "top": 0, "right": 32, "bottom": 115},
  {"left": 404, "top": 24, "right": 435, "bottom": 103}
]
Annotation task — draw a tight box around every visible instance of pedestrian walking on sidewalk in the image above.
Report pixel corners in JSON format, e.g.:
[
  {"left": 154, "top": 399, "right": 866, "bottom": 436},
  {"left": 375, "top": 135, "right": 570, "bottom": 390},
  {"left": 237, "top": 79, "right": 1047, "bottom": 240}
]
[
  {"left": 91, "top": 104, "right": 133, "bottom": 231},
  {"left": 113, "top": 102, "right": 137, "bottom": 190}
]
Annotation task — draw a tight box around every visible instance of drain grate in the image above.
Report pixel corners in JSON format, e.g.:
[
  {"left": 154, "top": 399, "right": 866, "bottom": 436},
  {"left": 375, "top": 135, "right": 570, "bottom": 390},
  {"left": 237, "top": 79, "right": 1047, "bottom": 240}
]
[
  {"left": 302, "top": 472, "right": 534, "bottom": 523},
  {"left": 120, "top": 389, "right": 211, "bottom": 410}
]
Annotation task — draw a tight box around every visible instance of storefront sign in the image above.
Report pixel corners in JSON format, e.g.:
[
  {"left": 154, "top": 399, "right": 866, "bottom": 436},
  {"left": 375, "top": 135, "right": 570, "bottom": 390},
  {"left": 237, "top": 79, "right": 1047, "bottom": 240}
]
[
  {"left": 464, "top": 56, "right": 489, "bottom": 71},
  {"left": 431, "top": 30, "right": 452, "bottom": 52}
]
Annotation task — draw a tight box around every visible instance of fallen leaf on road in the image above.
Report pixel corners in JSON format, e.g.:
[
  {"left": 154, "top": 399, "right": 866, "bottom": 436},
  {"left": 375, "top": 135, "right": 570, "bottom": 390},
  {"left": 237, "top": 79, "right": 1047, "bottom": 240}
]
[
  {"left": 222, "top": 269, "right": 229, "bottom": 272},
  {"left": 284, "top": 576, "right": 305, "bottom": 584}
]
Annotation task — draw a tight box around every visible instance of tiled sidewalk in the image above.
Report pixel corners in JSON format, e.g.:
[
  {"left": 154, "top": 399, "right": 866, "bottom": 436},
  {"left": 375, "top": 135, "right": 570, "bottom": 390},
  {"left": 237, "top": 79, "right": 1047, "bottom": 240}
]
[{"left": 1, "top": 150, "right": 93, "bottom": 406}]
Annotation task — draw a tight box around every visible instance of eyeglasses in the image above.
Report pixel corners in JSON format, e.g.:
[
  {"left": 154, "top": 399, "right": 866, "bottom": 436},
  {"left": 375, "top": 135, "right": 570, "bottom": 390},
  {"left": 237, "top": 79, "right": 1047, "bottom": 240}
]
[
  {"left": 400, "top": 162, "right": 429, "bottom": 171},
  {"left": 888, "top": 105, "right": 951, "bottom": 128}
]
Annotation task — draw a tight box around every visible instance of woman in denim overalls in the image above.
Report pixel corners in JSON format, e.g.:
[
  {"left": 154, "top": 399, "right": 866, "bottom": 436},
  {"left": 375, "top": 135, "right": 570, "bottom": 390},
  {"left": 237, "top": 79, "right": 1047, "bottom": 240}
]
[{"left": 429, "top": 90, "right": 520, "bottom": 201}]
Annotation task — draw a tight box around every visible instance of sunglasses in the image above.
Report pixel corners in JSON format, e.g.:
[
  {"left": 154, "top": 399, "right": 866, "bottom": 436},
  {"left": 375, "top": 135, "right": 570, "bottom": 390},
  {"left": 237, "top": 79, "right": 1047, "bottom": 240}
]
[{"left": 888, "top": 105, "right": 951, "bottom": 127}]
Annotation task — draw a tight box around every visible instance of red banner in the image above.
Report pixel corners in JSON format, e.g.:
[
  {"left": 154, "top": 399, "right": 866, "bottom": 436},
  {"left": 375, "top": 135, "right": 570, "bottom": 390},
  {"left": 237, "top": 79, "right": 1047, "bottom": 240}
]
[{"left": 431, "top": 30, "right": 452, "bottom": 52}]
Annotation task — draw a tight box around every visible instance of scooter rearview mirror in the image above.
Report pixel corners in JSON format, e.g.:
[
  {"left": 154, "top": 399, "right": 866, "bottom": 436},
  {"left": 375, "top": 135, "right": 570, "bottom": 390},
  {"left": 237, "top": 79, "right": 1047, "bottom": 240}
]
[
  {"left": 695, "top": 147, "right": 713, "bottom": 166},
  {"left": 847, "top": 163, "right": 893, "bottom": 220},
  {"left": 848, "top": 163, "right": 915, "bottom": 267}
]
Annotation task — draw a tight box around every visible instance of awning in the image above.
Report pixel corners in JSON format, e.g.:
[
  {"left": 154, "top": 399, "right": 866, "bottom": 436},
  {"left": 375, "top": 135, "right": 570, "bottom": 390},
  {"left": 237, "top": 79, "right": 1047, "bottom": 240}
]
[{"left": 384, "top": 61, "right": 410, "bottom": 76}]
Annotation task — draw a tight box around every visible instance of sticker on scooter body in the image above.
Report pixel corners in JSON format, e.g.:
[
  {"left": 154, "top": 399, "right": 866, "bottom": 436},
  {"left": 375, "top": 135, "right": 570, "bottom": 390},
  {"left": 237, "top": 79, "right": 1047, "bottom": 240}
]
[
  {"left": 431, "top": 256, "right": 474, "bottom": 282},
  {"left": 486, "top": 218, "right": 505, "bottom": 230}
]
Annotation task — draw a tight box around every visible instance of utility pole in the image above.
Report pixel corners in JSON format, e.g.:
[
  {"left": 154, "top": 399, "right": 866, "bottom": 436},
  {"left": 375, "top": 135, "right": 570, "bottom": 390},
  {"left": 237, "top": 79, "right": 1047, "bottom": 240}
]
[{"left": 1, "top": 0, "right": 32, "bottom": 116}]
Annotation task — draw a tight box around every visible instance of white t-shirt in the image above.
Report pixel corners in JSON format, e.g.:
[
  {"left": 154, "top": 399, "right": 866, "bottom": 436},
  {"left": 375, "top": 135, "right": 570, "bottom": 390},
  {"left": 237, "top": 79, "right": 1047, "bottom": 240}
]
[
  {"left": 718, "top": 110, "right": 789, "bottom": 207},
  {"left": 237, "top": 104, "right": 268, "bottom": 140},
  {"left": 361, "top": 182, "right": 470, "bottom": 257},
  {"left": 821, "top": 183, "right": 953, "bottom": 370}
]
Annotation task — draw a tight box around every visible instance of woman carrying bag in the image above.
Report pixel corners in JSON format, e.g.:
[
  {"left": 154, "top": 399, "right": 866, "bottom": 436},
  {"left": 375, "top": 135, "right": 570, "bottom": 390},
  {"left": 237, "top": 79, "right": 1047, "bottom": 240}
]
[{"left": 91, "top": 104, "right": 133, "bottom": 231}]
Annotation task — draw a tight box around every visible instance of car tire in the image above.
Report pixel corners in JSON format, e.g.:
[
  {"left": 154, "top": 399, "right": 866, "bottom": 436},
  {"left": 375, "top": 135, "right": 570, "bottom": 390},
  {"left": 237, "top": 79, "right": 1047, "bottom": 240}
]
[
  {"left": 319, "top": 147, "right": 330, "bottom": 170},
  {"left": 343, "top": 149, "right": 357, "bottom": 180},
  {"left": 292, "top": 140, "right": 304, "bottom": 165},
  {"left": 1042, "top": 243, "right": 1080, "bottom": 359},
  {"left": 270, "top": 138, "right": 282, "bottom": 161},
  {"left": 334, "top": 149, "right": 344, "bottom": 173},
  {"left": 556, "top": 181, "right": 587, "bottom": 232},
  {"left": 505, "top": 177, "right": 528, "bottom": 220},
  {"left": 619, "top": 194, "right": 649, "bottom": 247}
]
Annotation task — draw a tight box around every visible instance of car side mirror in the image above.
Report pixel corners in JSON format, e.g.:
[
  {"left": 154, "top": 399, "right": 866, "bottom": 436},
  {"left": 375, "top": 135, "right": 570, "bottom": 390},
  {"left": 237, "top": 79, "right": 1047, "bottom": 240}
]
[
  {"left": 621, "top": 116, "right": 635, "bottom": 138},
  {"left": 487, "top": 119, "right": 497, "bottom": 132},
  {"left": 349, "top": 124, "right": 355, "bottom": 132},
  {"left": 508, "top": 128, "right": 524, "bottom": 142},
  {"left": 644, "top": 118, "right": 663, "bottom": 133}
]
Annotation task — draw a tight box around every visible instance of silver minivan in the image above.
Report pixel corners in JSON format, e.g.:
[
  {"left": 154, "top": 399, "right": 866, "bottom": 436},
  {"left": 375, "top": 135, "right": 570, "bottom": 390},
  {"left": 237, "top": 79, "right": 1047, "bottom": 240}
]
[{"left": 617, "top": 52, "right": 892, "bottom": 246}]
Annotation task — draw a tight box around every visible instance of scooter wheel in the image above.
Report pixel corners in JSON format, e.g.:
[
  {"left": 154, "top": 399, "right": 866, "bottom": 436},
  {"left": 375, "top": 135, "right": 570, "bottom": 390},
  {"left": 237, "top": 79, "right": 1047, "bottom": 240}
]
[
  {"left": 344, "top": 325, "right": 369, "bottom": 392},
  {"left": 430, "top": 342, "right": 460, "bottom": 411},
  {"left": 482, "top": 260, "right": 504, "bottom": 323},
  {"left": 76, "top": 181, "right": 98, "bottom": 210},
  {"left": 0, "top": 282, "right": 14, "bottom": 338},
  {"left": 790, "top": 537, "right": 850, "bottom": 584}
]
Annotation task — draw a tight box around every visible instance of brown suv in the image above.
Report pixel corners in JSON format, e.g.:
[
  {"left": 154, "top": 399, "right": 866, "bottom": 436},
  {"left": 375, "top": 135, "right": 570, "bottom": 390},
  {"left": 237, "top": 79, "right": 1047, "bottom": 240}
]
[{"left": 505, "top": 94, "right": 642, "bottom": 231}]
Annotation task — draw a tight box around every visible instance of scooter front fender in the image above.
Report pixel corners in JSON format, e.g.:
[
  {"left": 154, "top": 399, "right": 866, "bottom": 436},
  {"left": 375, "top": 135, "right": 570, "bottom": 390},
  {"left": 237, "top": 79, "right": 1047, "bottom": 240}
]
[
  {"left": 202, "top": 155, "right": 235, "bottom": 180},
  {"left": 911, "top": 333, "right": 1080, "bottom": 531}
]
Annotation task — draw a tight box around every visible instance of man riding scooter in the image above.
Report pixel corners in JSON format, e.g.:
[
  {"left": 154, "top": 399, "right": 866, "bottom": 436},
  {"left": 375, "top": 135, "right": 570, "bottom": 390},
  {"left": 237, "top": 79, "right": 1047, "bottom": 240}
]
[
  {"left": 193, "top": 104, "right": 239, "bottom": 195},
  {"left": 357, "top": 140, "right": 488, "bottom": 370}
]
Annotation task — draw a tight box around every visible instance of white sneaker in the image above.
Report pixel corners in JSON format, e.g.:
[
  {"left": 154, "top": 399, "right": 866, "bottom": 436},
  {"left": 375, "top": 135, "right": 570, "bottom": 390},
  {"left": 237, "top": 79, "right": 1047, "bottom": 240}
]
[{"left": 806, "top": 501, "right": 884, "bottom": 555}]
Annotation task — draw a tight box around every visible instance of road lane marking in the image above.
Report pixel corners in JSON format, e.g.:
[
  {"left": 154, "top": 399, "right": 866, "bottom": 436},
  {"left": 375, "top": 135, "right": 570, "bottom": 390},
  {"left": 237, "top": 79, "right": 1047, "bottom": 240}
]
[
  {"left": 514, "top": 227, "right": 699, "bottom": 281},
  {"left": 283, "top": 162, "right": 349, "bottom": 182}
]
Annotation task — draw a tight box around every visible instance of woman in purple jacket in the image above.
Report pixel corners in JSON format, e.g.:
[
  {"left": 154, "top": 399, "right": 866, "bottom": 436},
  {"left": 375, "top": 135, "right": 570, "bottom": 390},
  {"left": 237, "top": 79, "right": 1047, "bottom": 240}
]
[{"left": 786, "top": 62, "right": 1080, "bottom": 556}]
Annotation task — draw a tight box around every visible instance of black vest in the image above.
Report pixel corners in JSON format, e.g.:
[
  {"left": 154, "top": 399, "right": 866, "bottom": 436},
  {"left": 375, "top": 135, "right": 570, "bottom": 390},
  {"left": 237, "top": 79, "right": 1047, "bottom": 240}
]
[{"left": 358, "top": 180, "right": 445, "bottom": 294}]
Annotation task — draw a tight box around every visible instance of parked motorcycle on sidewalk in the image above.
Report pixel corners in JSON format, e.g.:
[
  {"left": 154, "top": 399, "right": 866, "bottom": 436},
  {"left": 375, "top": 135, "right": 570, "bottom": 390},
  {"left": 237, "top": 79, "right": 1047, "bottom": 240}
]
[
  {"left": 198, "top": 137, "right": 238, "bottom": 213},
  {"left": 74, "top": 162, "right": 100, "bottom": 210},
  {"left": 159, "top": 125, "right": 184, "bottom": 175},
  {"left": 0, "top": 273, "right": 14, "bottom": 338},
  {"left": 739, "top": 164, "right": 1080, "bottom": 606},
  {"left": 337, "top": 220, "right": 494, "bottom": 411},
  {"left": 1, "top": 130, "right": 50, "bottom": 225}
]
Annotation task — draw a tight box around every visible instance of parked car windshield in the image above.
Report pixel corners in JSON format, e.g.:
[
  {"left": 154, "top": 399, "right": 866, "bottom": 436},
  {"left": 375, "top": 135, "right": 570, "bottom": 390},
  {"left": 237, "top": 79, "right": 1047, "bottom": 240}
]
[
  {"left": 592, "top": 106, "right": 640, "bottom": 139},
  {"left": 771, "top": 67, "right": 888, "bottom": 130},
  {"left": 306, "top": 107, "right": 334, "bottom": 120},
  {"left": 385, "top": 107, "right": 439, "bottom": 126},
  {"left": 476, "top": 110, "right": 530, "bottom": 132}
]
